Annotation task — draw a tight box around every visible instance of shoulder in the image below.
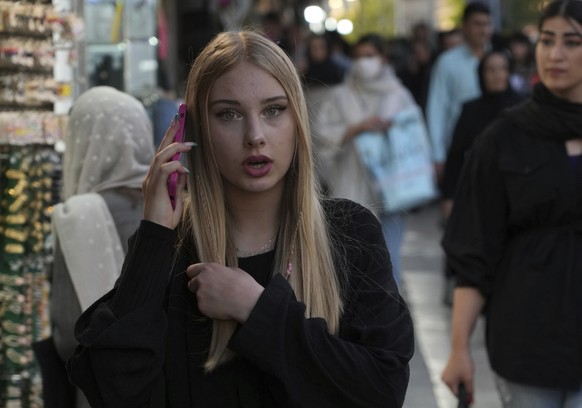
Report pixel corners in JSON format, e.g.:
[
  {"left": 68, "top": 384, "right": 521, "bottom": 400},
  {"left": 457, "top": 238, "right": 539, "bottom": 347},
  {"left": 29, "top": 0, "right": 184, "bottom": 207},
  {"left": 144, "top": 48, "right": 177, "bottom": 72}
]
[
  {"left": 321, "top": 200, "right": 397, "bottom": 296},
  {"left": 494, "top": 102, "right": 535, "bottom": 147},
  {"left": 100, "top": 187, "right": 141, "bottom": 202},
  {"left": 53, "top": 193, "right": 108, "bottom": 227},
  {"left": 458, "top": 98, "right": 492, "bottom": 120},
  {"left": 387, "top": 73, "right": 416, "bottom": 106},
  {"left": 322, "top": 197, "right": 376, "bottom": 220},
  {"left": 469, "top": 113, "right": 537, "bottom": 171},
  {"left": 321, "top": 198, "right": 383, "bottom": 242},
  {"left": 328, "top": 82, "right": 353, "bottom": 99},
  {"left": 462, "top": 97, "right": 483, "bottom": 110},
  {"left": 505, "top": 91, "right": 526, "bottom": 107},
  {"left": 471, "top": 116, "right": 513, "bottom": 151},
  {"left": 319, "top": 83, "right": 352, "bottom": 112},
  {"left": 434, "top": 45, "right": 464, "bottom": 66},
  {"left": 433, "top": 44, "right": 475, "bottom": 76}
]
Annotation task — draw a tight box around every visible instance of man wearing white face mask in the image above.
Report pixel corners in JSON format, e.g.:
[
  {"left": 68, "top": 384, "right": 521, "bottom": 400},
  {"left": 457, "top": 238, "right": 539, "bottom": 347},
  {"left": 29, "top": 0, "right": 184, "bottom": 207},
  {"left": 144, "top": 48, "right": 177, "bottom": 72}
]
[{"left": 314, "top": 33, "right": 420, "bottom": 286}]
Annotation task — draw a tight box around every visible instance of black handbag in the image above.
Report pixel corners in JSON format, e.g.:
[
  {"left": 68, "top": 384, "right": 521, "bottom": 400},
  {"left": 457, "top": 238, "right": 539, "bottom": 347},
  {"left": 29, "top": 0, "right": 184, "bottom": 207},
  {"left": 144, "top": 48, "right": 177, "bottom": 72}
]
[{"left": 32, "top": 337, "right": 76, "bottom": 408}]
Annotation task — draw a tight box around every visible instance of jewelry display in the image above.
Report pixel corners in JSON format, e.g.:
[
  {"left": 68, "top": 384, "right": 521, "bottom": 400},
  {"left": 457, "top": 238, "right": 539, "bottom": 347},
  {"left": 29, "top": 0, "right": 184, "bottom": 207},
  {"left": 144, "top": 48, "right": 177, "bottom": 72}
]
[
  {"left": 0, "top": 145, "right": 61, "bottom": 407},
  {"left": 0, "top": 1, "right": 74, "bottom": 406}
]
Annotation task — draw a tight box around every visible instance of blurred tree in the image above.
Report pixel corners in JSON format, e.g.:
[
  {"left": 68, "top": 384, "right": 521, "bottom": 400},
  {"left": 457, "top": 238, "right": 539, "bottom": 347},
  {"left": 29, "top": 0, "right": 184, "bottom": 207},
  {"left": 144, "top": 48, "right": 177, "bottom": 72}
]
[
  {"left": 340, "top": 0, "right": 469, "bottom": 42},
  {"left": 443, "top": 0, "right": 465, "bottom": 28},
  {"left": 343, "top": 0, "right": 395, "bottom": 42},
  {"left": 441, "top": 0, "right": 541, "bottom": 38},
  {"left": 501, "top": 0, "right": 543, "bottom": 33},
  {"left": 330, "top": 0, "right": 542, "bottom": 46}
]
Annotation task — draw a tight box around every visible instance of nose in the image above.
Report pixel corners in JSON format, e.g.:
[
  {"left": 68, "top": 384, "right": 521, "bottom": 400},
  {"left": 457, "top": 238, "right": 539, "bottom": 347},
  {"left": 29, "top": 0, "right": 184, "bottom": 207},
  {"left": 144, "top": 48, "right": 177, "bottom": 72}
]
[
  {"left": 244, "top": 116, "right": 266, "bottom": 148},
  {"left": 549, "top": 43, "right": 565, "bottom": 60}
]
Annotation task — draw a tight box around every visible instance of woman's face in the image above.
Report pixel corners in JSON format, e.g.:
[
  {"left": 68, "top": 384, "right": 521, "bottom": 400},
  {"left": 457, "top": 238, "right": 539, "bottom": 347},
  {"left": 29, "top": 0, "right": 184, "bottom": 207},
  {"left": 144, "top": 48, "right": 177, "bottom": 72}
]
[
  {"left": 352, "top": 42, "right": 385, "bottom": 80},
  {"left": 207, "top": 61, "right": 296, "bottom": 200},
  {"left": 353, "top": 42, "right": 378, "bottom": 59},
  {"left": 509, "top": 41, "right": 530, "bottom": 64},
  {"left": 482, "top": 53, "right": 510, "bottom": 93},
  {"left": 536, "top": 16, "right": 582, "bottom": 102}
]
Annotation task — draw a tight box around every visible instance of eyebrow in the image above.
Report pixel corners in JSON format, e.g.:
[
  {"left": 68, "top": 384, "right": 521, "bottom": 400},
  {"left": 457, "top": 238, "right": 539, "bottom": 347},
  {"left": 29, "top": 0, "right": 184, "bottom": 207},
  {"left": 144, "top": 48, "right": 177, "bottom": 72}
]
[
  {"left": 540, "top": 30, "right": 582, "bottom": 38},
  {"left": 210, "top": 95, "right": 288, "bottom": 107}
]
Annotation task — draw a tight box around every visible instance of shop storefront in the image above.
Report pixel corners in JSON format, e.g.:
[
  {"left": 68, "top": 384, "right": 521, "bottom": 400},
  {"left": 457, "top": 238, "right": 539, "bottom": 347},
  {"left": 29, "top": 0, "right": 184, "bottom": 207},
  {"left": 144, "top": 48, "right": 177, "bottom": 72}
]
[
  {"left": 0, "top": 1, "right": 78, "bottom": 403},
  {"left": 0, "top": 0, "right": 235, "bottom": 403},
  {"left": 0, "top": 0, "right": 160, "bottom": 405}
]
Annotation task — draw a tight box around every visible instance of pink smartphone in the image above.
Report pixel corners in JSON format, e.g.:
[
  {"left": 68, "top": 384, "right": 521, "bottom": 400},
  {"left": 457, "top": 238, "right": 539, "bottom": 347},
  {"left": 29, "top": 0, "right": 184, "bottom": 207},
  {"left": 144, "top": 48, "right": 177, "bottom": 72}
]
[{"left": 168, "top": 103, "right": 187, "bottom": 209}]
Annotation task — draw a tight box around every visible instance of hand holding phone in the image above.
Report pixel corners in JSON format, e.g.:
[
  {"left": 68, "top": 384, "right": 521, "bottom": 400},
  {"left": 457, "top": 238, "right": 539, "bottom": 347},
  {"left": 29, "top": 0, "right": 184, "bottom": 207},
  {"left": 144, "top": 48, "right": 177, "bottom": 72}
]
[
  {"left": 168, "top": 103, "right": 187, "bottom": 209},
  {"left": 458, "top": 383, "right": 470, "bottom": 408}
]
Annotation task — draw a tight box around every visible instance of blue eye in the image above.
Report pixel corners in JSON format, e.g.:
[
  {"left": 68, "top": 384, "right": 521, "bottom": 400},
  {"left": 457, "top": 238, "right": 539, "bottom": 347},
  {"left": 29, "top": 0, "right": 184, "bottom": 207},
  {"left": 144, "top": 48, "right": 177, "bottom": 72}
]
[
  {"left": 218, "top": 109, "right": 240, "bottom": 120},
  {"left": 265, "top": 105, "right": 287, "bottom": 117}
]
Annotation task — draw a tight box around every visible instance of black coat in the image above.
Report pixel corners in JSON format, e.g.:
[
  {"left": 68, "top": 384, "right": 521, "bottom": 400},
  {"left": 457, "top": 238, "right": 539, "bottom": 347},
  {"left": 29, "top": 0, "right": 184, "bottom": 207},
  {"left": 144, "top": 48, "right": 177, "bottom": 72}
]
[
  {"left": 443, "top": 111, "right": 582, "bottom": 388},
  {"left": 441, "top": 91, "right": 523, "bottom": 199},
  {"left": 68, "top": 199, "right": 414, "bottom": 407}
]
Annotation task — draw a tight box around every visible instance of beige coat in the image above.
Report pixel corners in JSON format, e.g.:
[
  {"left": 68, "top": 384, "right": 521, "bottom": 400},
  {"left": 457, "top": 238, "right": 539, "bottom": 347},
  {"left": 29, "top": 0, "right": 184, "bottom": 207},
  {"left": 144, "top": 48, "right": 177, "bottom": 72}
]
[{"left": 313, "top": 66, "right": 417, "bottom": 214}]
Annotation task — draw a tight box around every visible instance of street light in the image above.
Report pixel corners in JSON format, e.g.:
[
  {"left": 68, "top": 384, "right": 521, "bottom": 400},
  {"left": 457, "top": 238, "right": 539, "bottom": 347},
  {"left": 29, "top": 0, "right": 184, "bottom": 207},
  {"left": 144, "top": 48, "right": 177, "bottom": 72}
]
[
  {"left": 304, "top": 5, "right": 326, "bottom": 24},
  {"left": 337, "top": 18, "right": 353, "bottom": 35},
  {"left": 325, "top": 17, "right": 338, "bottom": 31}
]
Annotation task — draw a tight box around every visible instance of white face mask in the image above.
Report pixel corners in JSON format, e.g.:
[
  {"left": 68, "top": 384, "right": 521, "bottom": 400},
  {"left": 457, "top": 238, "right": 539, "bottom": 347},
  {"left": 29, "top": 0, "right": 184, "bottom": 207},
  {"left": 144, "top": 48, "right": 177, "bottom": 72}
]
[{"left": 352, "top": 56, "right": 383, "bottom": 81}]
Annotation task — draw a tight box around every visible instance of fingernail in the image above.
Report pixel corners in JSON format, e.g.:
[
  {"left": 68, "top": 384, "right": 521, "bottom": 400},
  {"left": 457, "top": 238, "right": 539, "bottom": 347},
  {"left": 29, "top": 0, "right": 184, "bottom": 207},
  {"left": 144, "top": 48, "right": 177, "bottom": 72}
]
[
  {"left": 183, "top": 167, "right": 190, "bottom": 174},
  {"left": 183, "top": 142, "right": 197, "bottom": 147},
  {"left": 171, "top": 114, "right": 178, "bottom": 125}
]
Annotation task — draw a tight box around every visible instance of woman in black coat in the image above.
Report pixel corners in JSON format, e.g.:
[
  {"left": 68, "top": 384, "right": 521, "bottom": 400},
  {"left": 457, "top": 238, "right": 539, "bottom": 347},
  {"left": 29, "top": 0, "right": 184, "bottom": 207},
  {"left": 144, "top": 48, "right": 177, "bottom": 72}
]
[
  {"left": 441, "top": 49, "right": 524, "bottom": 212},
  {"left": 441, "top": 1, "right": 582, "bottom": 406},
  {"left": 439, "top": 49, "right": 523, "bottom": 306},
  {"left": 67, "top": 30, "right": 413, "bottom": 408}
]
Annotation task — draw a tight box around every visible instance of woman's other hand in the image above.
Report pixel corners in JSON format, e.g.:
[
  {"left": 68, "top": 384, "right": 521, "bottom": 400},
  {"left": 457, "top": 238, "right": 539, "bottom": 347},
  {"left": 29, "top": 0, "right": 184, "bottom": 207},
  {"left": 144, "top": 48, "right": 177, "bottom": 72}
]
[
  {"left": 142, "top": 116, "right": 194, "bottom": 229},
  {"left": 186, "top": 263, "right": 264, "bottom": 322},
  {"left": 442, "top": 286, "right": 484, "bottom": 405},
  {"left": 360, "top": 116, "right": 392, "bottom": 133},
  {"left": 441, "top": 338, "right": 475, "bottom": 405},
  {"left": 343, "top": 116, "right": 392, "bottom": 144}
]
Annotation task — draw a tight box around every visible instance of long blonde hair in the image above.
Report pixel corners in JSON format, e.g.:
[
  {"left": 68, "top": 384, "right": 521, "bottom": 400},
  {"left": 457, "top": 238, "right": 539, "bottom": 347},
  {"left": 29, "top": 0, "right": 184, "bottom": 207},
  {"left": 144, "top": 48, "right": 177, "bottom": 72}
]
[{"left": 181, "top": 30, "right": 343, "bottom": 371}]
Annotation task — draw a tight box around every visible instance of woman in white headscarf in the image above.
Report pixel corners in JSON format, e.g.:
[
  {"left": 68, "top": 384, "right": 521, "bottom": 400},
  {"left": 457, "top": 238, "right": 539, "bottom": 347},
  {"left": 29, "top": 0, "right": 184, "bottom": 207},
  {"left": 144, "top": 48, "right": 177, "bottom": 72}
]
[
  {"left": 314, "top": 33, "right": 419, "bottom": 286},
  {"left": 36, "top": 86, "right": 154, "bottom": 408}
]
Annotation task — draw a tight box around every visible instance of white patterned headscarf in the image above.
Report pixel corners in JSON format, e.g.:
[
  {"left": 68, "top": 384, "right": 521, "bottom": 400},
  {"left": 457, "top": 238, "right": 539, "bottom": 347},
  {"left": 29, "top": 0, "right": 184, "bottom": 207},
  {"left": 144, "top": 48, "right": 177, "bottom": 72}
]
[
  {"left": 62, "top": 86, "right": 154, "bottom": 199},
  {"left": 53, "top": 86, "right": 154, "bottom": 310}
]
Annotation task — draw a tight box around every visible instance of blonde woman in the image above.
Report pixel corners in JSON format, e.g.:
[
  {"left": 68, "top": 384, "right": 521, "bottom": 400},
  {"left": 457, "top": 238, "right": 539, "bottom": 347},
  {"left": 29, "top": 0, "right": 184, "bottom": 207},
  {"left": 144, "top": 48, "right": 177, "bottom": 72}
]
[{"left": 68, "top": 30, "right": 413, "bottom": 407}]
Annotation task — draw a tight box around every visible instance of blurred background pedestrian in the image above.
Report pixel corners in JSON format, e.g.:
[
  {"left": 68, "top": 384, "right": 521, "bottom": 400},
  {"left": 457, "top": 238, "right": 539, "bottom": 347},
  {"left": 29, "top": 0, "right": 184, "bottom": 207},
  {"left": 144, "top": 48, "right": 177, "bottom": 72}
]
[
  {"left": 314, "top": 33, "right": 422, "bottom": 286},
  {"left": 34, "top": 86, "right": 154, "bottom": 408}
]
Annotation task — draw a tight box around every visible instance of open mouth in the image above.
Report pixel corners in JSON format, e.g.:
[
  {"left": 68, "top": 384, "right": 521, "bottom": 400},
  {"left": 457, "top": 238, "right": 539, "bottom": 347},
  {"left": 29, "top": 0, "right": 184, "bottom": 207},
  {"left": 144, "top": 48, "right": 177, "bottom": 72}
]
[
  {"left": 248, "top": 160, "right": 268, "bottom": 168},
  {"left": 243, "top": 156, "right": 273, "bottom": 177}
]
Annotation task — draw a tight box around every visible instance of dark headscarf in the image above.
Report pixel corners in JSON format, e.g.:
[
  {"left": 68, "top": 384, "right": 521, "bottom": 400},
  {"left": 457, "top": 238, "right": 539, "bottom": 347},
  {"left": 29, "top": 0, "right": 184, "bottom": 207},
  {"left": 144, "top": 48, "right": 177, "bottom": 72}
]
[
  {"left": 507, "top": 82, "right": 582, "bottom": 141},
  {"left": 478, "top": 51, "right": 509, "bottom": 93},
  {"left": 303, "top": 60, "right": 345, "bottom": 86},
  {"left": 477, "top": 50, "right": 522, "bottom": 109},
  {"left": 303, "top": 35, "right": 345, "bottom": 87}
]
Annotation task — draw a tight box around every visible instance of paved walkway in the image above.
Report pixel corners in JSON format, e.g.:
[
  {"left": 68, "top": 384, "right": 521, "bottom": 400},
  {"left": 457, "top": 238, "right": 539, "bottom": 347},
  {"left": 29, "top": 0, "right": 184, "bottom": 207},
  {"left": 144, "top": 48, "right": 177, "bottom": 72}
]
[{"left": 399, "top": 204, "right": 501, "bottom": 408}]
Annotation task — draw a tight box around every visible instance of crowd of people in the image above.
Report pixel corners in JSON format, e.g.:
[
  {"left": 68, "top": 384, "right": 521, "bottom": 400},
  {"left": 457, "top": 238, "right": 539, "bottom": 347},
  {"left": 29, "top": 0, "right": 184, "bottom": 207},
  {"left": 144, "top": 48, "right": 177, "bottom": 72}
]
[{"left": 35, "top": 0, "right": 582, "bottom": 407}]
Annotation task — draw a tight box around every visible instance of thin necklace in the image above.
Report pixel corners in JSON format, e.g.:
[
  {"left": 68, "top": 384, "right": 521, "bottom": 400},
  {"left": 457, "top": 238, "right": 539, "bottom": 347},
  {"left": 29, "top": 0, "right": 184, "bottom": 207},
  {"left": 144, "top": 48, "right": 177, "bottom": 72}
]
[{"left": 236, "top": 236, "right": 276, "bottom": 258}]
